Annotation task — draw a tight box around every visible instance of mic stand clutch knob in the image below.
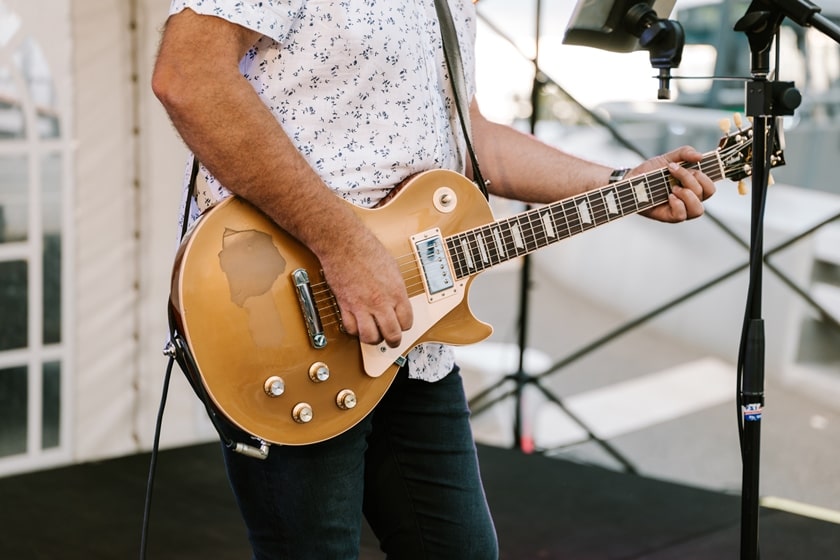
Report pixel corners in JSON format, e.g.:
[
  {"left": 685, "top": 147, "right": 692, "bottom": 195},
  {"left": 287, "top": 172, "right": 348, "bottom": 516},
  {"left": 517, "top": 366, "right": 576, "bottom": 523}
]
[{"left": 624, "top": 3, "right": 685, "bottom": 100}]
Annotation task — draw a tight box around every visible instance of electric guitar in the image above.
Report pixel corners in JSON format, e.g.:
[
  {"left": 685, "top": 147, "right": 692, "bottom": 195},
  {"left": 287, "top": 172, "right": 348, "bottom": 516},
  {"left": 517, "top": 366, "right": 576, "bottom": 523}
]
[{"left": 169, "top": 123, "right": 782, "bottom": 446}]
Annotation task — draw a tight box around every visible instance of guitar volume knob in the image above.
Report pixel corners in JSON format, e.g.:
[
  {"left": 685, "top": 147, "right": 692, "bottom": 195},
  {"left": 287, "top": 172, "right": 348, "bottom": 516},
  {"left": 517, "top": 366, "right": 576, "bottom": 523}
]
[
  {"left": 336, "top": 389, "right": 358, "bottom": 410},
  {"left": 309, "top": 362, "right": 330, "bottom": 383},
  {"left": 292, "top": 403, "right": 314, "bottom": 424},
  {"left": 263, "top": 376, "right": 285, "bottom": 397}
]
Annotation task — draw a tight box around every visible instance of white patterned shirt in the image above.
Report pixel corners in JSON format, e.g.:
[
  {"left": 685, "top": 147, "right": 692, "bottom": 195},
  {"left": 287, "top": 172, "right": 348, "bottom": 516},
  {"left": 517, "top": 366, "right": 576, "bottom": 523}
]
[{"left": 170, "top": 0, "right": 478, "bottom": 381}]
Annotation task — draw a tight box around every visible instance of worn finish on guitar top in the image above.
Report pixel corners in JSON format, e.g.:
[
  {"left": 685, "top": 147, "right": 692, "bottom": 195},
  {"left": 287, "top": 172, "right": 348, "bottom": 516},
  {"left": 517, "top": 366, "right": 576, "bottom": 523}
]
[{"left": 170, "top": 170, "right": 494, "bottom": 445}]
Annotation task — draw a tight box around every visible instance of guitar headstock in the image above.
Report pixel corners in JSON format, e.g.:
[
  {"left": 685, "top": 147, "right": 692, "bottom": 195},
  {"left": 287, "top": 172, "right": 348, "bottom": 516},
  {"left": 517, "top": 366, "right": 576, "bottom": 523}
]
[{"left": 717, "top": 114, "right": 786, "bottom": 194}]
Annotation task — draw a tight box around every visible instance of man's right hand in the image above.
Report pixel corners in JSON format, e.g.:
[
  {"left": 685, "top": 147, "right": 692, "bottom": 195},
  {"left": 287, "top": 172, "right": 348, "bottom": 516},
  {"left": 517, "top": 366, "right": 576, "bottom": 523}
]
[{"left": 318, "top": 227, "right": 414, "bottom": 348}]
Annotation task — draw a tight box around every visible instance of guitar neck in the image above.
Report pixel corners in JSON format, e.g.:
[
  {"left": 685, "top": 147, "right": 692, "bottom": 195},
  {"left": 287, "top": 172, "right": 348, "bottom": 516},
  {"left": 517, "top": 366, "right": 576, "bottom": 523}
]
[{"left": 445, "top": 151, "right": 725, "bottom": 279}]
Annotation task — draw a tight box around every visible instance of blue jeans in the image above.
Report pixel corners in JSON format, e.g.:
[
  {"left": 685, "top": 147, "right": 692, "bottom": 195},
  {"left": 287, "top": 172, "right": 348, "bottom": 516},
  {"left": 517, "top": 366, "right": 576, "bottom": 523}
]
[{"left": 221, "top": 365, "right": 499, "bottom": 560}]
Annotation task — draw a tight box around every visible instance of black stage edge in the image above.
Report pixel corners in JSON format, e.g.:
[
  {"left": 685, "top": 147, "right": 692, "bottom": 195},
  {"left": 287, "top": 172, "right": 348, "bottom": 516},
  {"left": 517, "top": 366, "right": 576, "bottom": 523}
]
[{"left": 0, "top": 442, "right": 836, "bottom": 559}]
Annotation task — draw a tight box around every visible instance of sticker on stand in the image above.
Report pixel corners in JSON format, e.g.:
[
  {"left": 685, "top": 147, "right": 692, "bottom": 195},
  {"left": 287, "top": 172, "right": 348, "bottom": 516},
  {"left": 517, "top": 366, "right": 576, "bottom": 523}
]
[{"left": 742, "top": 403, "right": 764, "bottom": 422}]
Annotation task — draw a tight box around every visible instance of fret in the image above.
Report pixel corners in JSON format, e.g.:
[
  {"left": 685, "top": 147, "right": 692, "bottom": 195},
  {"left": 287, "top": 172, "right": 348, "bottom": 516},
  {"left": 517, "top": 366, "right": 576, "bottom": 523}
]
[
  {"left": 463, "top": 230, "right": 481, "bottom": 271},
  {"left": 547, "top": 202, "right": 570, "bottom": 240},
  {"left": 446, "top": 235, "right": 467, "bottom": 279},
  {"left": 700, "top": 153, "right": 724, "bottom": 182},
  {"left": 497, "top": 220, "right": 518, "bottom": 259},
  {"left": 616, "top": 180, "right": 640, "bottom": 215},
  {"left": 649, "top": 169, "right": 672, "bottom": 204},
  {"left": 512, "top": 212, "right": 536, "bottom": 253},
  {"left": 480, "top": 225, "right": 501, "bottom": 265},
  {"left": 552, "top": 201, "right": 567, "bottom": 236},
  {"left": 527, "top": 208, "right": 548, "bottom": 251},
  {"left": 583, "top": 190, "right": 606, "bottom": 227},
  {"left": 562, "top": 198, "right": 584, "bottom": 236},
  {"left": 440, "top": 134, "right": 758, "bottom": 282},
  {"left": 476, "top": 225, "right": 498, "bottom": 267}
]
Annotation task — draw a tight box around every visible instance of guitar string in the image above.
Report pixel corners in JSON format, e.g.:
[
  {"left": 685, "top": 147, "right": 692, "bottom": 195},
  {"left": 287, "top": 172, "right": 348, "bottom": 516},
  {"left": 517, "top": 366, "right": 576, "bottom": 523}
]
[
  {"left": 438, "top": 151, "right": 732, "bottom": 270},
  {"left": 309, "top": 154, "right": 724, "bottom": 307},
  {"left": 304, "top": 139, "right": 749, "bottom": 329},
  {"left": 308, "top": 150, "right": 735, "bottom": 328}
]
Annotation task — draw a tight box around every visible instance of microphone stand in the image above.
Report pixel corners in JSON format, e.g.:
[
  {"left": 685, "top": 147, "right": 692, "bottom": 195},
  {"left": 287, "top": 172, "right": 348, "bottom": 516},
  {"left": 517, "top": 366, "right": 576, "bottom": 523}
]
[
  {"left": 512, "top": 0, "right": 543, "bottom": 453},
  {"left": 731, "top": 0, "right": 840, "bottom": 556}
]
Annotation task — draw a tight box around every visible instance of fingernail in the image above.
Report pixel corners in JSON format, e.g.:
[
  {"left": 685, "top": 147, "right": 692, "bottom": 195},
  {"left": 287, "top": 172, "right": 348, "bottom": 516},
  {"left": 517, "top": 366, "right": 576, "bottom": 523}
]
[{"left": 668, "top": 162, "right": 679, "bottom": 171}]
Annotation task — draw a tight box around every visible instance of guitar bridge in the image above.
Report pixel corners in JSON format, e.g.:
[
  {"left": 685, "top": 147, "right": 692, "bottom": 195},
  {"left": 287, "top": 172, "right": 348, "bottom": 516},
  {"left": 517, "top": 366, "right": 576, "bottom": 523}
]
[{"left": 293, "top": 268, "right": 327, "bottom": 349}]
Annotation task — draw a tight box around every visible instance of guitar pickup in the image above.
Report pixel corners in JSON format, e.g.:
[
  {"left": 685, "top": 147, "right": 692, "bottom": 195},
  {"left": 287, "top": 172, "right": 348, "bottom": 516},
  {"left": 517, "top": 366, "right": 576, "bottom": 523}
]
[
  {"left": 412, "top": 229, "right": 457, "bottom": 302},
  {"left": 293, "top": 268, "right": 327, "bottom": 349}
]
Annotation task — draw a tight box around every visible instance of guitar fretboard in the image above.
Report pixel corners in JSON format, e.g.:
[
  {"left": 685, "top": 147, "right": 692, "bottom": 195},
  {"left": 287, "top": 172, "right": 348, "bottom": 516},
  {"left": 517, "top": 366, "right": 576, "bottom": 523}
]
[{"left": 445, "top": 152, "right": 725, "bottom": 280}]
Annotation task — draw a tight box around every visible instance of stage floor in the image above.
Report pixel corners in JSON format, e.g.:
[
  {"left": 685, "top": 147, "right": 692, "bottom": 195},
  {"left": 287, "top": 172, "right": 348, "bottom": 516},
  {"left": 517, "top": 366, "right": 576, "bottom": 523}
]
[{"left": 0, "top": 441, "right": 836, "bottom": 559}]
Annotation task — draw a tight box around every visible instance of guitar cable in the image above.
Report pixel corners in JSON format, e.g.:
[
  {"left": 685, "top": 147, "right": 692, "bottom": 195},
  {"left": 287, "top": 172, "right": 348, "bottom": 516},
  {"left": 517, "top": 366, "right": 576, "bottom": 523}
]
[
  {"left": 139, "top": 351, "right": 175, "bottom": 560},
  {"left": 140, "top": 310, "right": 269, "bottom": 558}
]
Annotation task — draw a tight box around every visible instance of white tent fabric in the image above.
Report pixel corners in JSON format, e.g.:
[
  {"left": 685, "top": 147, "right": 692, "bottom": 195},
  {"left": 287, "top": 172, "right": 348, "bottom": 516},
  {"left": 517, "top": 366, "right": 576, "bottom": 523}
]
[
  {"left": 60, "top": 0, "right": 205, "bottom": 466},
  {"left": 70, "top": 0, "right": 211, "bottom": 461}
]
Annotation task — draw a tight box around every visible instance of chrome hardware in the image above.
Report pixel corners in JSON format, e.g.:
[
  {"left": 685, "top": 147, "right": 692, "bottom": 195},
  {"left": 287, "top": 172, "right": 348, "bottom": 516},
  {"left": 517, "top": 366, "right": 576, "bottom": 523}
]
[
  {"left": 293, "top": 269, "right": 327, "bottom": 349},
  {"left": 263, "top": 376, "right": 286, "bottom": 397},
  {"left": 411, "top": 229, "right": 456, "bottom": 300},
  {"left": 309, "top": 362, "right": 330, "bottom": 383},
  {"left": 336, "top": 390, "right": 358, "bottom": 410},
  {"left": 233, "top": 440, "right": 271, "bottom": 460},
  {"left": 292, "top": 403, "right": 314, "bottom": 424},
  {"left": 162, "top": 340, "right": 177, "bottom": 358}
]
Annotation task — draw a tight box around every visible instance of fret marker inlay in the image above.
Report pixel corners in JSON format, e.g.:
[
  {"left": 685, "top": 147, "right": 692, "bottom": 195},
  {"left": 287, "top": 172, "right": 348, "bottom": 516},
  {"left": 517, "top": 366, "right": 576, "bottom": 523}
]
[
  {"left": 476, "top": 233, "right": 489, "bottom": 263},
  {"left": 605, "top": 190, "right": 619, "bottom": 214},
  {"left": 460, "top": 239, "right": 474, "bottom": 269},
  {"left": 541, "top": 211, "right": 556, "bottom": 238},
  {"left": 633, "top": 181, "right": 649, "bottom": 203},
  {"left": 492, "top": 228, "right": 506, "bottom": 257},
  {"left": 511, "top": 224, "right": 524, "bottom": 249},
  {"left": 577, "top": 200, "right": 592, "bottom": 225}
]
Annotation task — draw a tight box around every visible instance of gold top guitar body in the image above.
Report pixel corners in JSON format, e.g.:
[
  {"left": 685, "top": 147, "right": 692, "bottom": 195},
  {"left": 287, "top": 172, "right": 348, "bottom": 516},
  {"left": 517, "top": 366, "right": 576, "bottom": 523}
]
[
  {"left": 171, "top": 170, "right": 494, "bottom": 446},
  {"left": 169, "top": 125, "right": 777, "bottom": 446}
]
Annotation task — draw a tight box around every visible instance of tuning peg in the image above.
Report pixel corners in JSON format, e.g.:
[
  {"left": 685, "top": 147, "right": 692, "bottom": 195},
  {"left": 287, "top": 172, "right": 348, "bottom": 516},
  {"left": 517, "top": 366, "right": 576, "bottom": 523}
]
[
  {"left": 718, "top": 118, "right": 731, "bottom": 134},
  {"left": 733, "top": 113, "right": 744, "bottom": 128},
  {"left": 768, "top": 173, "right": 775, "bottom": 186},
  {"left": 738, "top": 180, "right": 748, "bottom": 195}
]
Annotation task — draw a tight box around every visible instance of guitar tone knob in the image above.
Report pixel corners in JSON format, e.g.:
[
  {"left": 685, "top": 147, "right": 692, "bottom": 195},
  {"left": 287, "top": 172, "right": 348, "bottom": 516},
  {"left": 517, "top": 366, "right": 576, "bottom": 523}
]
[
  {"left": 263, "top": 376, "right": 285, "bottom": 398},
  {"left": 292, "top": 403, "right": 314, "bottom": 424},
  {"left": 336, "top": 390, "right": 358, "bottom": 410},
  {"left": 309, "top": 362, "right": 330, "bottom": 383}
]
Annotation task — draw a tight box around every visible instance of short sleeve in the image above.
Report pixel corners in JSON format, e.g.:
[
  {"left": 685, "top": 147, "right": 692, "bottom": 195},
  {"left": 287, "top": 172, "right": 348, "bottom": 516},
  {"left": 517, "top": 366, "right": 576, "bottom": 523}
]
[{"left": 169, "top": 0, "right": 304, "bottom": 44}]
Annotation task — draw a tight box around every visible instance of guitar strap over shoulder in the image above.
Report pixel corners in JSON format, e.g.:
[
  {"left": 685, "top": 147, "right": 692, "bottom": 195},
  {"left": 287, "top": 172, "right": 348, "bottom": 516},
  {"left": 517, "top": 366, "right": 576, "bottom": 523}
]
[{"left": 434, "top": 0, "right": 489, "bottom": 199}]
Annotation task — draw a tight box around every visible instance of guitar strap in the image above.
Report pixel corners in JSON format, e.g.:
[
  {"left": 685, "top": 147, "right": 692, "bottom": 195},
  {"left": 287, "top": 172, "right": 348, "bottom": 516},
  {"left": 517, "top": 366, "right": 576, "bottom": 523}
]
[
  {"left": 435, "top": 0, "right": 489, "bottom": 199},
  {"left": 165, "top": 155, "right": 248, "bottom": 453}
]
